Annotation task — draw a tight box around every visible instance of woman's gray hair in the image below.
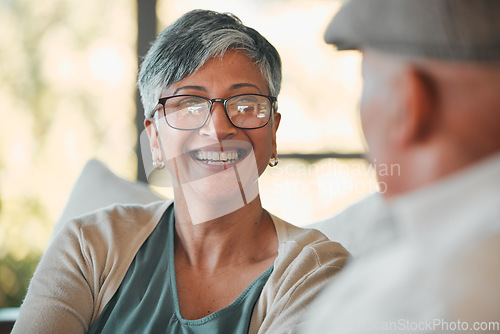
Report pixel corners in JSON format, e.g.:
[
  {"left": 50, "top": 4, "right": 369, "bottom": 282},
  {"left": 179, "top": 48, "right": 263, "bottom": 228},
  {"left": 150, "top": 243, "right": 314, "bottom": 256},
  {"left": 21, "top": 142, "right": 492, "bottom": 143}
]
[{"left": 138, "top": 9, "right": 282, "bottom": 118}]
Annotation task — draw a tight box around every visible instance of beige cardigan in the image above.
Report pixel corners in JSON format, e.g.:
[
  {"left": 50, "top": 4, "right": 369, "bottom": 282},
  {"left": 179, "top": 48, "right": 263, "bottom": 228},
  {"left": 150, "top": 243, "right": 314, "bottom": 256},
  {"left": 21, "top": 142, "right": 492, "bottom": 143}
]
[{"left": 13, "top": 201, "right": 349, "bottom": 334}]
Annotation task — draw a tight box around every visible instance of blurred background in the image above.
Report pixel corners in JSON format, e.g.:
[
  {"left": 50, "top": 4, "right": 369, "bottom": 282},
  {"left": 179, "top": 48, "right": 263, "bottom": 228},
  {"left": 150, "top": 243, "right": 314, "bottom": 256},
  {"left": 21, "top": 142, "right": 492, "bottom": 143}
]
[{"left": 0, "top": 0, "right": 377, "bottom": 308}]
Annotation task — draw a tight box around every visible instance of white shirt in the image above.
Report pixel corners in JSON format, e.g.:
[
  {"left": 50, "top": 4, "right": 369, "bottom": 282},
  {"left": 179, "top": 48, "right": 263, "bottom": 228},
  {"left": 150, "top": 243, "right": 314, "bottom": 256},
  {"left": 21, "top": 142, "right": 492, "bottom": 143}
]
[{"left": 302, "top": 153, "right": 500, "bottom": 333}]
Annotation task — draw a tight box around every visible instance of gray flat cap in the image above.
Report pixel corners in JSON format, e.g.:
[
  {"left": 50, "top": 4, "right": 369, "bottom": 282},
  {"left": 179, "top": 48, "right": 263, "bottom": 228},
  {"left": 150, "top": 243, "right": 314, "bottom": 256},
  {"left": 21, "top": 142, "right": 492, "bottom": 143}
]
[{"left": 324, "top": 0, "right": 500, "bottom": 61}]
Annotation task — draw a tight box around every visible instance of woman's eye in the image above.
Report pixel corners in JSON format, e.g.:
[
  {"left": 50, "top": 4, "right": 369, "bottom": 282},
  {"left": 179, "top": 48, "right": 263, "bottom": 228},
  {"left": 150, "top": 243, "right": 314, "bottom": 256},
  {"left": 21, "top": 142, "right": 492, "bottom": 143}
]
[
  {"left": 236, "top": 105, "right": 255, "bottom": 113},
  {"left": 186, "top": 106, "right": 203, "bottom": 115},
  {"left": 177, "top": 99, "right": 200, "bottom": 107},
  {"left": 174, "top": 98, "right": 205, "bottom": 115}
]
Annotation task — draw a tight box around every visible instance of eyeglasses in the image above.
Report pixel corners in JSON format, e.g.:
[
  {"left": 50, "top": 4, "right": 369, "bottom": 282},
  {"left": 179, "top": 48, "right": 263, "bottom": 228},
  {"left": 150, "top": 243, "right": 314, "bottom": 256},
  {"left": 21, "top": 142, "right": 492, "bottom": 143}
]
[{"left": 152, "top": 94, "right": 277, "bottom": 130}]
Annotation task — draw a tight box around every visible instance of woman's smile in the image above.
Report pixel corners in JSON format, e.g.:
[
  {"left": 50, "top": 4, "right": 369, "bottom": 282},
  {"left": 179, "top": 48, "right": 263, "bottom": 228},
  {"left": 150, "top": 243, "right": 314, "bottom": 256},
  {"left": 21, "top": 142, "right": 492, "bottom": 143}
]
[
  {"left": 188, "top": 141, "right": 250, "bottom": 170},
  {"left": 194, "top": 150, "right": 240, "bottom": 164}
]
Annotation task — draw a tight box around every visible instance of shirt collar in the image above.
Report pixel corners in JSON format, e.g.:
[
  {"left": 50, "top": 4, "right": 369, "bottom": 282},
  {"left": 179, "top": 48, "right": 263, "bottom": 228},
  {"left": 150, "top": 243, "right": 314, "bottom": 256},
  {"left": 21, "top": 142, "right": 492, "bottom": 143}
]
[{"left": 387, "top": 152, "right": 500, "bottom": 238}]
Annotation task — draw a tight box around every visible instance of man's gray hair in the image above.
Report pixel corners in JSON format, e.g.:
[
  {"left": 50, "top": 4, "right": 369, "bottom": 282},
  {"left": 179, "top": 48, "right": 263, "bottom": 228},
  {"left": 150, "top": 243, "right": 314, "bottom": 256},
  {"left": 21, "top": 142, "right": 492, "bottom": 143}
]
[{"left": 138, "top": 9, "right": 282, "bottom": 118}]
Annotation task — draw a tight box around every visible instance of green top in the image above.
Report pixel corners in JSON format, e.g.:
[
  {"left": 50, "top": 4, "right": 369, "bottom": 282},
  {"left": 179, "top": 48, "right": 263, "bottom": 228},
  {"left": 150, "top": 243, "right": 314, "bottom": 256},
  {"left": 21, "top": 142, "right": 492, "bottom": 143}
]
[{"left": 88, "top": 205, "right": 273, "bottom": 334}]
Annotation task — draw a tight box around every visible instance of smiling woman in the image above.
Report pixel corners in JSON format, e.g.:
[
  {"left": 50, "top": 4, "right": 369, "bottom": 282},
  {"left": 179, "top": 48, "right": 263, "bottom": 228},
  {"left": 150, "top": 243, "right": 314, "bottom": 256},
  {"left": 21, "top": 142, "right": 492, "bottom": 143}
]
[{"left": 12, "top": 9, "right": 349, "bottom": 334}]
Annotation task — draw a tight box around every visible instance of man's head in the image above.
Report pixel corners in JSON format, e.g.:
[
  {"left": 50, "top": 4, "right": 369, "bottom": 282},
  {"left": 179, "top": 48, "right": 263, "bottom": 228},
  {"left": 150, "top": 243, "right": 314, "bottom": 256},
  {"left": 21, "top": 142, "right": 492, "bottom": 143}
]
[{"left": 325, "top": 0, "right": 500, "bottom": 198}]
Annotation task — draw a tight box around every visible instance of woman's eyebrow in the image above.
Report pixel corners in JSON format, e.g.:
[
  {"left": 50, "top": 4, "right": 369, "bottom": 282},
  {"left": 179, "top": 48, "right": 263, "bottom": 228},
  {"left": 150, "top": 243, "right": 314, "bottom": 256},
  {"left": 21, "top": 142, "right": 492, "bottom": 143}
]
[
  {"left": 173, "top": 83, "right": 262, "bottom": 95},
  {"left": 231, "top": 83, "right": 262, "bottom": 93},
  {"left": 173, "top": 85, "right": 207, "bottom": 95}
]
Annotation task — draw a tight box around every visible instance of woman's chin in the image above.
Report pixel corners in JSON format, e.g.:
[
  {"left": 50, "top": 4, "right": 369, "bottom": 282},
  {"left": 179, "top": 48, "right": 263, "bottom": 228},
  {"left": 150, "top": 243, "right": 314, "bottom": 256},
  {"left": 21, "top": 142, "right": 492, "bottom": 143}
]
[
  {"left": 180, "top": 168, "right": 258, "bottom": 203},
  {"left": 175, "top": 176, "right": 259, "bottom": 225}
]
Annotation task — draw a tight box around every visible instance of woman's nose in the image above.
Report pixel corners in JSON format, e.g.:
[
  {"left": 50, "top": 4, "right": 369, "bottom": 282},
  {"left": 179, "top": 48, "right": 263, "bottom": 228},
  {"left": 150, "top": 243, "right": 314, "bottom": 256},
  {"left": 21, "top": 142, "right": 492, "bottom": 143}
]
[{"left": 198, "top": 102, "right": 237, "bottom": 139}]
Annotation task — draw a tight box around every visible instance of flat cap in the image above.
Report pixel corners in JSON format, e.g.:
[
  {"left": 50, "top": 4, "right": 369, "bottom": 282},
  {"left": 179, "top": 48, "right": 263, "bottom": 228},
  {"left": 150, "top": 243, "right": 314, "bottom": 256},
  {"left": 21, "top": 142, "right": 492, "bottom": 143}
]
[{"left": 324, "top": 0, "right": 500, "bottom": 61}]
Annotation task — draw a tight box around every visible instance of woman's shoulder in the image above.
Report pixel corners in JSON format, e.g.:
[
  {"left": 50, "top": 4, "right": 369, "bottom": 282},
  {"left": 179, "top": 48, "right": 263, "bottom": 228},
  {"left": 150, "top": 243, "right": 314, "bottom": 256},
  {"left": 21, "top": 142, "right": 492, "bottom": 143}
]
[
  {"left": 250, "top": 215, "right": 350, "bottom": 333},
  {"left": 51, "top": 200, "right": 172, "bottom": 250},
  {"left": 61, "top": 200, "right": 169, "bottom": 231},
  {"left": 270, "top": 214, "right": 350, "bottom": 269},
  {"left": 17, "top": 200, "right": 173, "bottom": 330}
]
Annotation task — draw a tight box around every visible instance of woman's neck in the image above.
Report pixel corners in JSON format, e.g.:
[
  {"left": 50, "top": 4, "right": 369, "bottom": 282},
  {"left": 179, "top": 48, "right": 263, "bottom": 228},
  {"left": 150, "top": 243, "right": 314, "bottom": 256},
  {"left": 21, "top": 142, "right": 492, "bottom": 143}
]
[{"left": 172, "top": 193, "right": 277, "bottom": 272}]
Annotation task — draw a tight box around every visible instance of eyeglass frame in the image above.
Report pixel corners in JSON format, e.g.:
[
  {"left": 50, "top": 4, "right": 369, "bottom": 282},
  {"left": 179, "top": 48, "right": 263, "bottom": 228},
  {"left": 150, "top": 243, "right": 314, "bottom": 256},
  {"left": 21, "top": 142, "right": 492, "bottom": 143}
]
[{"left": 151, "top": 93, "right": 278, "bottom": 130}]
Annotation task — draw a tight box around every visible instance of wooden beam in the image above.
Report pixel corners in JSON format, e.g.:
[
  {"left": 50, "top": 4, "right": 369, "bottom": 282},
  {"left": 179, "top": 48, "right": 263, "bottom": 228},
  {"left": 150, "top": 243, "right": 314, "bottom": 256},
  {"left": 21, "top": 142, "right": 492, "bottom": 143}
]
[{"left": 135, "top": 0, "right": 157, "bottom": 182}]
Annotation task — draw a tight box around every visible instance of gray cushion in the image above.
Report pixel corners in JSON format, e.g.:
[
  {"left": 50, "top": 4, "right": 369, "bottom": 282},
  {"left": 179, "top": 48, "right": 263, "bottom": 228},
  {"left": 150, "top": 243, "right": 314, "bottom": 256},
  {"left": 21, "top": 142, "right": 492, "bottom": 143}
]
[
  {"left": 52, "top": 159, "right": 163, "bottom": 237},
  {"left": 309, "top": 193, "right": 386, "bottom": 256}
]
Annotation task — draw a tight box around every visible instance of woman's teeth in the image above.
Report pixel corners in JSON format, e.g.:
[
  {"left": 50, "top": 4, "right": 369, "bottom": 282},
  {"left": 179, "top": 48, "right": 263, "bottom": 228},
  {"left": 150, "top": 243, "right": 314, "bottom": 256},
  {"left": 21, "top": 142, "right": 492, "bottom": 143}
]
[{"left": 195, "top": 151, "right": 240, "bottom": 165}]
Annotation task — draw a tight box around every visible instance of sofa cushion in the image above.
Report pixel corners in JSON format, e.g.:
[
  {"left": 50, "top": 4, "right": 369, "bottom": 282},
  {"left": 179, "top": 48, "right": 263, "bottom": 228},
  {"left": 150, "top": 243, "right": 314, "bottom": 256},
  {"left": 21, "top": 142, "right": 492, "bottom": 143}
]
[
  {"left": 52, "top": 160, "right": 163, "bottom": 237},
  {"left": 308, "top": 193, "right": 385, "bottom": 257}
]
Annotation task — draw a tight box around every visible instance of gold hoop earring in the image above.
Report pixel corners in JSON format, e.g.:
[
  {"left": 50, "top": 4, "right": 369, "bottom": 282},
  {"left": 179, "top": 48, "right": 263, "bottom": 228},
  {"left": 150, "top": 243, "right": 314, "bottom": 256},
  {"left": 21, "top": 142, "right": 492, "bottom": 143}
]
[{"left": 268, "top": 155, "right": 279, "bottom": 167}]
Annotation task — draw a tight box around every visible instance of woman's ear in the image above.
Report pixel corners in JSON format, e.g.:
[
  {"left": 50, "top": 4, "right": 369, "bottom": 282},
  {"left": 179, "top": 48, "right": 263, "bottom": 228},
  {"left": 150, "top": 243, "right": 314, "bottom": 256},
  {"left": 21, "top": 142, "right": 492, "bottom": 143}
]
[
  {"left": 271, "top": 112, "right": 281, "bottom": 156},
  {"left": 144, "top": 118, "right": 163, "bottom": 163}
]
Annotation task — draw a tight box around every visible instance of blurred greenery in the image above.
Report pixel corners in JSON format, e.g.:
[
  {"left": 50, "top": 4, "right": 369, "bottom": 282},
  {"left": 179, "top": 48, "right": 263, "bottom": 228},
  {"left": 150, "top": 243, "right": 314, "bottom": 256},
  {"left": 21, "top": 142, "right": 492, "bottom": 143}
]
[
  {"left": 0, "top": 0, "right": 137, "bottom": 307},
  {"left": 0, "top": 253, "right": 40, "bottom": 308}
]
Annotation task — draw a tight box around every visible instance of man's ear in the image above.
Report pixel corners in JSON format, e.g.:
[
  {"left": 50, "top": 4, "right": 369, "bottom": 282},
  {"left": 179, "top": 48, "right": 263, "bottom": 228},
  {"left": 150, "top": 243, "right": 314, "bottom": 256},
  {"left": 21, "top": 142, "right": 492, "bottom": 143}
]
[
  {"left": 397, "top": 67, "right": 436, "bottom": 146},
  {"left": 144, "top": 118, "right": 163, "bottom": 162}
]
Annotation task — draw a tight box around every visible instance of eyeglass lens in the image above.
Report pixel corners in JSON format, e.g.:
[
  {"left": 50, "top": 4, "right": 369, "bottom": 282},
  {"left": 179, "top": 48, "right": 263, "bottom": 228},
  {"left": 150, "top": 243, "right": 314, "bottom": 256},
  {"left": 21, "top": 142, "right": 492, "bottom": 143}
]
[{"left": 157, "top": 94, "right": 272, "bottom": 130}]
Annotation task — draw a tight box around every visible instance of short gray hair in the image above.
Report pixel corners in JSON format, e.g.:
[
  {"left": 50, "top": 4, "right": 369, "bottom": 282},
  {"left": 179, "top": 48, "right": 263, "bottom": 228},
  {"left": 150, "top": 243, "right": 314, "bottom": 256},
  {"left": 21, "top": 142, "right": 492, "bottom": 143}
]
[{"left": 138, "top": 9, "right": 282, "bottom": 118}]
